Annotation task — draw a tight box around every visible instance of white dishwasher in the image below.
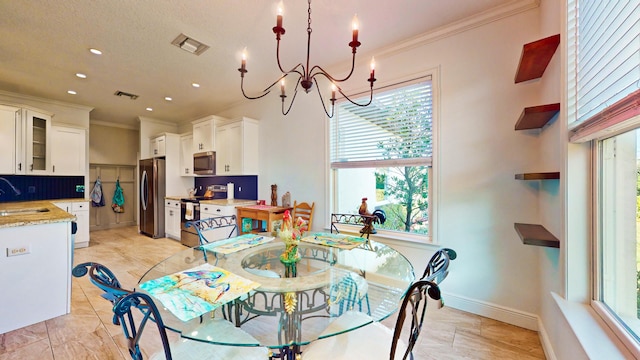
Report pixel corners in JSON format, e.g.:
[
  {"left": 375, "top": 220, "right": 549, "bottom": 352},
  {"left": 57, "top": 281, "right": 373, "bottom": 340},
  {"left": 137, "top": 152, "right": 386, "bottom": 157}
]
[{"left": 199, "top": 204, "right": 238, "bottom": 242}]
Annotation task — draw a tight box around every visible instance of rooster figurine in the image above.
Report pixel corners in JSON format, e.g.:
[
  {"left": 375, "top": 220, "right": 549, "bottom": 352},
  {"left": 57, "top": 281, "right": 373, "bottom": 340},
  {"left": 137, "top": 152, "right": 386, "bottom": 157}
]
[{"left": 358, "top": 198, "right": 386, "bottom": 235}]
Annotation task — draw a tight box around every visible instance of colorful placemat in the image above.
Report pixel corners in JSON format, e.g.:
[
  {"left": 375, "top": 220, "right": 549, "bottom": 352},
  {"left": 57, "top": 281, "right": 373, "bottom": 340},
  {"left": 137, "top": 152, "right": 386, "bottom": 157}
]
[
  {"left": 139, "top": 263, "right": 260, "bottom": 322},
  {"left": 301, "top": 232, "right": 367, "bottom": 250},
  {"left": 201, "top": 234, "right": 275, "bottom": 255}
]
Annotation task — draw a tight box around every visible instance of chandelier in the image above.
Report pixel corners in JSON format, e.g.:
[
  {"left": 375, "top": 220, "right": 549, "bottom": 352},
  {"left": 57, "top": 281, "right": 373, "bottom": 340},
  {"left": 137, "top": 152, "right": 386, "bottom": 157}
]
[{"left": 238, "top": 0, "right": 376, "bottom": 118}]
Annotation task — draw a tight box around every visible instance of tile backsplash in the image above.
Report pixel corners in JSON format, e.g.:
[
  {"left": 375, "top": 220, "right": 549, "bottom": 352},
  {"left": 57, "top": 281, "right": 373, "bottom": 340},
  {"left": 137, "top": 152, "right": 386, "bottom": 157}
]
[
  {"left": 0, "top": 175, "right": 85, "bottom": 203},
  {"left": 194, "top": 175, "right": 257, "bottom": 200}
]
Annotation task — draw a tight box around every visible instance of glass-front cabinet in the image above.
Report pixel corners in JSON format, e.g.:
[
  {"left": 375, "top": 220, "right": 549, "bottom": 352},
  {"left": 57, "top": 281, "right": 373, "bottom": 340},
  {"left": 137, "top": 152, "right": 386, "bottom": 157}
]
[{"left": 24, "top": 109, "right": 52, "bottom": 174}]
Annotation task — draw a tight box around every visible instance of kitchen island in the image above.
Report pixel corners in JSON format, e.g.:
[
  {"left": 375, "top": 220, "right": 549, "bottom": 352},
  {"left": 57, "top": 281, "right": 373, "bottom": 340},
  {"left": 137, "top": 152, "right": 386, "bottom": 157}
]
[{"left": 0, "top": 201, "right": 75, "bottom": 334}]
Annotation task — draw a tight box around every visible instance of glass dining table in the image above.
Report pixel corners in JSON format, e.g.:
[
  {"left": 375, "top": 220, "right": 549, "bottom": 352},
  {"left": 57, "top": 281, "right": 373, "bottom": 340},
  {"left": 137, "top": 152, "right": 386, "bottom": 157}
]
[{"left": 137, "top": 234, "right": 415, "bottom": 358}]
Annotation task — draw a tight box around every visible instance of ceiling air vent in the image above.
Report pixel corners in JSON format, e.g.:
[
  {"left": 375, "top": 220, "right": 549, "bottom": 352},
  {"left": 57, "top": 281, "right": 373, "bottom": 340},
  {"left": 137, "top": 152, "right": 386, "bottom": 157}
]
[
  {"left": 171, "top": 33, "right": 210, "bottom": 56},
  {"left": 114, "top": 91, "right": 139, "bottom": 100}
]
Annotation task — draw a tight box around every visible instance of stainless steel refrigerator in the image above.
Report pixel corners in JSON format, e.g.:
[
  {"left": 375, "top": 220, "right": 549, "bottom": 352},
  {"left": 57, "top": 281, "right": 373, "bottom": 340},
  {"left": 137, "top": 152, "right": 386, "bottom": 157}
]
[{"left": 139, "top": 158, "right": 166, "bottom": 238}]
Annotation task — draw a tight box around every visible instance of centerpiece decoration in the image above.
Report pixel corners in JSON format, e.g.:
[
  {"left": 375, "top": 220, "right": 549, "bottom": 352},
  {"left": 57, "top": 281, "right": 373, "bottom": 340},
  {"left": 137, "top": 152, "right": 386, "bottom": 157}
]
[{"left": 278, "top": 210, "right": 308, "bottom": 278}]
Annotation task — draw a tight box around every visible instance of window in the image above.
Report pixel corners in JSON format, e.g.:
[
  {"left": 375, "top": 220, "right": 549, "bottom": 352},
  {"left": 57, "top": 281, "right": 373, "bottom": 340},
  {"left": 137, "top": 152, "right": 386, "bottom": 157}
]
[
  {"left": 597, "top": 131, "right": 640, "bottom": 341},
  {"left": 329, "top": 76, "right": 433, "bottom": 240},
  {"left": 569, "top": 0, "right": 640, "bottom": 352}
]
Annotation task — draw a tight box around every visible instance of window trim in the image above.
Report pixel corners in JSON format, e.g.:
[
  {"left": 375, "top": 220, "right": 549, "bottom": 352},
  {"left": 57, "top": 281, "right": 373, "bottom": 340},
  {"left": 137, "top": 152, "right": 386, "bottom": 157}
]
[
  {"left": 590, "top": 113, "right": 640, "bottom": 359},
  {"left": 570, "top": 89, "right": 640, "bottom": 143},
  {"left": 327, "top": 68, "right": 439, "bottom": 243}
]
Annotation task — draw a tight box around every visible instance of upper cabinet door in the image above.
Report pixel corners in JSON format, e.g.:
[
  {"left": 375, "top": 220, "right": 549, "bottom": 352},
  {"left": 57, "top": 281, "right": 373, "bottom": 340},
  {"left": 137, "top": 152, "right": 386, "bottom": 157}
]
[
  {"left": 150, "top": 135, "right": 166, "bottom": 157},
  {"left": 51, "top": 126, "right": 86, "bottom": 175},
  {"left": 0, "top": 105, "right": 20, "bottom": 174},
  {"left": 192, "top": 119, "right": 215, "bottom": 153},
  {"left": 180, "top": 133, "right": 194, "bottom": 176},
  {"left": 215, "top": 117, "right": 259, "bottom": 175},
  {"left": 24, "top": 109, "right": 52, "bottom": 174}
]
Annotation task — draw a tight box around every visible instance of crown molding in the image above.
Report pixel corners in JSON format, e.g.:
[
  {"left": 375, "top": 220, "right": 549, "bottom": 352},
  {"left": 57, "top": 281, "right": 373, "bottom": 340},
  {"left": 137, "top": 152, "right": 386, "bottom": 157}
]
[
  {"left": 0, "top": 89, "right": 94, "bottom": 112},
  {"left": 345, "top": 0, "right": 540, "bottom": 64},
  {"left": 90, "top": 120, "right": 138, "bottom": 130}
]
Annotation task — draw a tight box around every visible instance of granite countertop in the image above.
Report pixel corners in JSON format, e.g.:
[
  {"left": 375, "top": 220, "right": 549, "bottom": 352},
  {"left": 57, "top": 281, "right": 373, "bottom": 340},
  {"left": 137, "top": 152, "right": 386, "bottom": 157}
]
[
  {"left": 199, "top": 199, "right": 257, "bottom": 206},
  {"left": 0, "top": 201, "right": 76, "bottom": 229},
  {"left": 164, "top": 196, "right": 257, "bottom": 206},
  {"left": 53, "top": 198, "right": 89, "bottom": 203}
]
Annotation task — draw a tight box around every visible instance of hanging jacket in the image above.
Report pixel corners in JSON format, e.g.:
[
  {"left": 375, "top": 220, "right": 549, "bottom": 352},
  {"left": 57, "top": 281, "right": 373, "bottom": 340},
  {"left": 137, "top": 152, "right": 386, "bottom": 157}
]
[
  {"left": 112, "top": 179, "right": 125, "bottom": 213},
  {"left": 90, "top": 178, "right": 105, "bottom": 207}
]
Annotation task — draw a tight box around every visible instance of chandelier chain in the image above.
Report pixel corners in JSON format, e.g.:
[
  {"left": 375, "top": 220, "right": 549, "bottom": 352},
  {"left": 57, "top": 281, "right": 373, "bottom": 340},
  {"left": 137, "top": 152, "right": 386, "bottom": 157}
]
[{"left": 307, "top": 0, "right": 312, "bottom": 34}]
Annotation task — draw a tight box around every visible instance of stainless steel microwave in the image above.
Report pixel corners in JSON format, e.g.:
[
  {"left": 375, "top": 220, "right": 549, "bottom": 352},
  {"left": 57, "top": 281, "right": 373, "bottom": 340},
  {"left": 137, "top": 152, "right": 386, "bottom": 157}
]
[{"left": 193, "top": 151, "right": 216, "bottom": 175}]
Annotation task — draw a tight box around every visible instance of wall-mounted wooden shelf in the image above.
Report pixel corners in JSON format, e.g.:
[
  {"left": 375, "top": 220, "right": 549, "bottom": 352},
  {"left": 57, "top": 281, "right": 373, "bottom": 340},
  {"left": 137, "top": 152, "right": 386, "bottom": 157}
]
[
  {"left": 514, "top": 223, "right": 559, "bottom": 248},
  {"left": 514, "top": 103, "right": 560, "bottom": 130},
  {"left": 515, "top": 172, "right": 560, "bottom": 180},
  {"left": 514, "top": 34, "right": 560, "bottom": 83}
]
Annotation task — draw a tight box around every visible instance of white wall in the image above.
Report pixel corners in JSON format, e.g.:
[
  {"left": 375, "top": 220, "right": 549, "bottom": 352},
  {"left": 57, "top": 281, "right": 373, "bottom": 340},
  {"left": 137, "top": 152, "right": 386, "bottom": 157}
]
[
  {"left": 219, "top": 1, "right": 548, "bottom": 328},
  {"left": 218, "top": 93, "right": 329, "bottom": 232}
]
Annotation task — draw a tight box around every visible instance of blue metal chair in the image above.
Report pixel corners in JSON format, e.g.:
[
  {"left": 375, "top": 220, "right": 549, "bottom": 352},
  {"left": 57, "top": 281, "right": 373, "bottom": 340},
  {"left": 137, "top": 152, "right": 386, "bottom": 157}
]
[
  {"left": 420, "top": 248, "right": 457, "bottom": 285},
  {"left": 327, "top": 271, "right": 371, "bottom": 317},
  {"left": 303, "top": 248, "right": 456, "bottom": 359},
  {"left": 303, "top": 279, "right": 441, "bottom": 360},
  {"left": 113, "top": 292, "right": 269, "bottom": 360},
  {"left": 186, "top": 215, "right": 238, "bottom": 246},
  {"left": 72, "top": 262, "right": 131, "bottom": 304}
]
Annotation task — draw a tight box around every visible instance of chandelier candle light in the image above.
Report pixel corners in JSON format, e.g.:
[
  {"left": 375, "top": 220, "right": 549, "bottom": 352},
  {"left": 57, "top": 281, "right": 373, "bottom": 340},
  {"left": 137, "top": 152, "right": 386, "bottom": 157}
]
[{"left": 238, "top": 0, "right": 376, "bottom": 117}]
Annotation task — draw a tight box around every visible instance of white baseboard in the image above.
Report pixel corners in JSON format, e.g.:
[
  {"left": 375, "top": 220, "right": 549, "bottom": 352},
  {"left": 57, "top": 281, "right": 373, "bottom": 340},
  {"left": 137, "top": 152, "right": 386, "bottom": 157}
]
[
  {"left": 443, "top": 292, "right": 560, "bottom": 359},
  {"left": 537, "top": 317, "right": 558, "bottom": 360},
  {"left": 443, "top": 291, "right": 539, "bottom": 331}
]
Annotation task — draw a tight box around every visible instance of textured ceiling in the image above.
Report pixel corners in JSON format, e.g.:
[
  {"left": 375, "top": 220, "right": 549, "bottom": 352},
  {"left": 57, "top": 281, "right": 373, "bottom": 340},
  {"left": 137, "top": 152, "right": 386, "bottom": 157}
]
[{"left": 0, "top": 0, "right": 517, "bottom": 127}]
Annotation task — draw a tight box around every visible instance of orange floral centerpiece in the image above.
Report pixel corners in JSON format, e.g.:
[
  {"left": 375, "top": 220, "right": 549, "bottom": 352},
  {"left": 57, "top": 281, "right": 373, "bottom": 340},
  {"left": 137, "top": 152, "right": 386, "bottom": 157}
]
[{"left": 279, "top": 210, "right": 308, "bottom": 277}]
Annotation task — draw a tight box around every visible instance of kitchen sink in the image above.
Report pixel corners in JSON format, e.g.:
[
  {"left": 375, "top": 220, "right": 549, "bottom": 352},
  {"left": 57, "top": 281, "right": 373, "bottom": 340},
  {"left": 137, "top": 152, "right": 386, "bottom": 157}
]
[{"left": 0, "top": 208, "right": 50, "bottom": 216}]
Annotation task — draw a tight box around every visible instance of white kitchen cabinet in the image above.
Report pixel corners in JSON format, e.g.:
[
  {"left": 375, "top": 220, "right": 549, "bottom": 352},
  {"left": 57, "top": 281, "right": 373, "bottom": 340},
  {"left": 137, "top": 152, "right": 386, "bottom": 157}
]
[
  {"left": 53, "top": 201, "right": 90, "bottom": 248},
  {"left": 192, "top": 115, "right": 227, "bottom": 153},
  {"left": 215, "top": 117, "right": 259, "bottom": 175},
  {"left": 0, "top": 105, "right": 21, "bottom": 174},
  {"left": 51, "top": 125, "right": 86, "bottom": 175},
  {"left": 164, "top": 199, "right": 181, "bottom": 240},
  {"left": 24, "top": 108, "right": 52, "bottom": 174},
  {"left": 150, "top": 134, "right": 166, "bottom": 157},
  {"left": 200, "top": 204, "right": 237, "bottom": 241},
  {"left": 180, "top": 133, "right": 194, "bottom": 176},
  {"left": 0, "top": 221, "right": 71, "bottom": 334}
]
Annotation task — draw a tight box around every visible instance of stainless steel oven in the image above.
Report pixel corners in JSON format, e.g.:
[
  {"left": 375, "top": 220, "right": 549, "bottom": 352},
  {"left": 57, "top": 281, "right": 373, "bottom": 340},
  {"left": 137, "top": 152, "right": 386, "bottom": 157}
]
[{"left": 180, "top": 199, "right": 201, "bottom": 247}]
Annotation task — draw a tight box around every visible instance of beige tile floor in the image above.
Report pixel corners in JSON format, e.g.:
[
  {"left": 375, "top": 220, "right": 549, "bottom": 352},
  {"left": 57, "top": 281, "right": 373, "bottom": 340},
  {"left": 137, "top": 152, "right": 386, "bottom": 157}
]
[{"left": 0, "top": 226, "right": 545, "bottom": 359}]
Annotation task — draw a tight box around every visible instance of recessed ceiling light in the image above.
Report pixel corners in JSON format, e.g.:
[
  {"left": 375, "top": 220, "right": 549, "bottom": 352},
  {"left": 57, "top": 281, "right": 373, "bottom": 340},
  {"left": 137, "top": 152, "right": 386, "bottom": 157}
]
[
  {"left": 67, "top": 90, "right": 77, "bottom": 95},
  {"left": 146, "top": 107, "right": 153, "bottom": 111},
  {"left": 75, "top": 73, "right": 87, "bottom": 79},
  {"left": 164, "top": 97, "right": 172, "bottom": 101},
  {"left": 89, "top": 48, "right": 102, "bottom": 55},
  {"left": 192, "top": 83, "right": 200, "bottom": 88}
]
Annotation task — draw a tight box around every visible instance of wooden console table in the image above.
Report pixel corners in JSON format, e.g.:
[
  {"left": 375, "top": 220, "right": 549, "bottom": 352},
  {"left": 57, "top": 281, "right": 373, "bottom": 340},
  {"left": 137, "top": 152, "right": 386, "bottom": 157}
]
[{"left": 236, "top": 205, "right": 292, "bottom": 234}]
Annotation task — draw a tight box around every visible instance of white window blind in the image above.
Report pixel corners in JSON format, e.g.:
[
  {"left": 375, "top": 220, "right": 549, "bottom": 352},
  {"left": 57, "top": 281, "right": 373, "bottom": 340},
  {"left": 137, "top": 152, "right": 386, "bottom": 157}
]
[
  {"left": 330, "top": 78, "right": 432, "bottom": 169},
  {"left": 569, "top": 0, "right": 640, "bottom": 140}
]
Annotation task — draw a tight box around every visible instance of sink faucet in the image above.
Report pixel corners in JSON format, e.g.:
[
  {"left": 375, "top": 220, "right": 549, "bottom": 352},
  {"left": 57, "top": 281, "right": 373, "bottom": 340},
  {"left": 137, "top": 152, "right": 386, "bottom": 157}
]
[{"left": 0, "top": 177, "right": 21, "bottom": 196}]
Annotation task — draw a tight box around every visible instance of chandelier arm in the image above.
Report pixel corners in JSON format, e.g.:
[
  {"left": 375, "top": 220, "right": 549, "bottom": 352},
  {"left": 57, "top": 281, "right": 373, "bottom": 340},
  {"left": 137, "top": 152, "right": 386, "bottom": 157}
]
[
  {"left": 275, "top": 38, "right": 289, "bottom": 75},
  {"left": 312, "top": 77, "right": 335, "bottom": 118},
  {"left": 249, "top": 66, "right": 305, "bottom": 96},
  {"left": 308, "top": 52, "right": 357, "bottom": 83},
  {"left": 240, "top": 76, "right": 271, "bottom": 100},
  {"left": 282, "top": 77, "right": 302, "bottom": 115},
  {"left": 337, "top": 85, "right": 374, "bottom": 107},
  {"left": 282, "top": 90, "right": 298, "bottom": 115}
]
